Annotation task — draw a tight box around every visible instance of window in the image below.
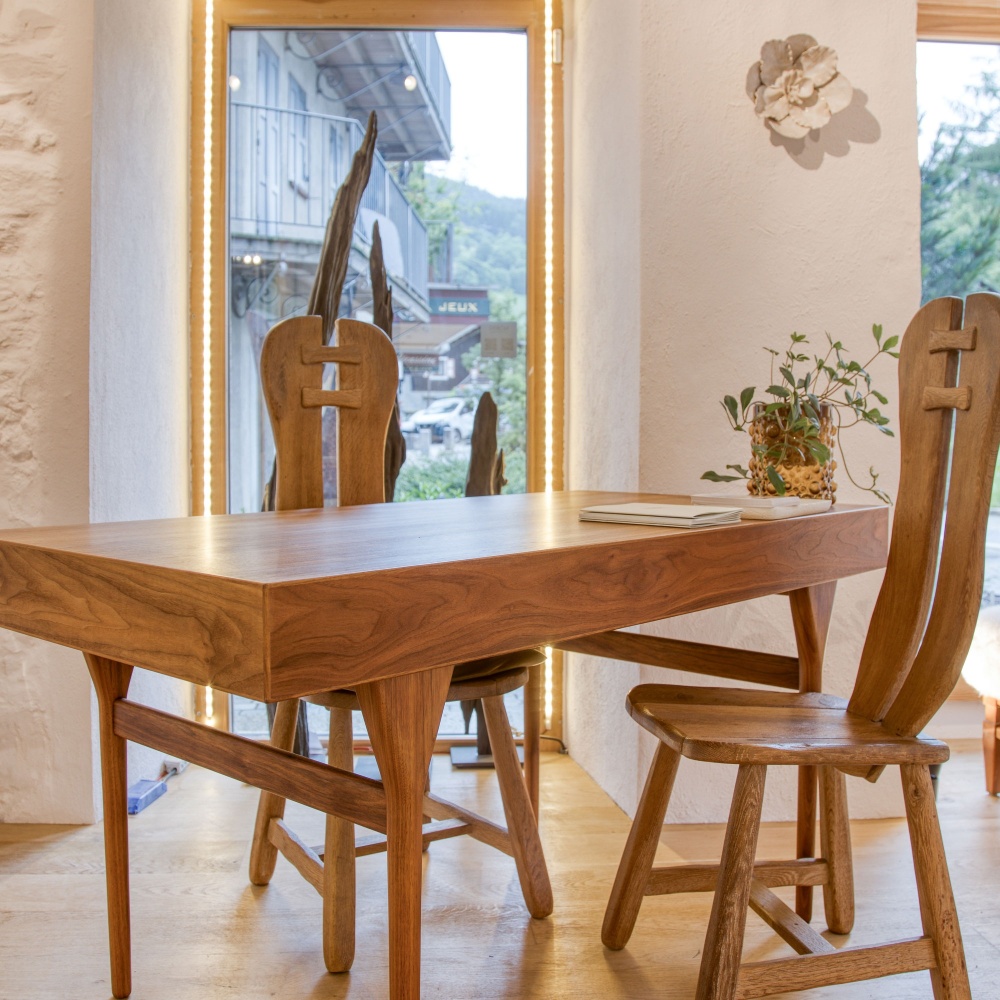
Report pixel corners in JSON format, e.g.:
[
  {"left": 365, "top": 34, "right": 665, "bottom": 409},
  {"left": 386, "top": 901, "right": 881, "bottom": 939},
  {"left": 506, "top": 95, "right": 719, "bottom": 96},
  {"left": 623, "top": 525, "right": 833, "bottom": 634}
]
[
  {"left": 192, "top": 0, "right": 565, "bottom": 743},
  {"left": 917, "top": 3, "right": 1000, "bottom": 707}
]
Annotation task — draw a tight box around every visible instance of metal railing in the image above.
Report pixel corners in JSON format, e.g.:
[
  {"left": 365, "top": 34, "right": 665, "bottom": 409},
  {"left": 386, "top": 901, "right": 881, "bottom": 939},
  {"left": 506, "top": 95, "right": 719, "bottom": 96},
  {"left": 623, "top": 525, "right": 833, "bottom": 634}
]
[
  {"left": 404, "top": 31, "right": 451, "bottom": 144},
  {"left": 229, "top": 101, "right": 429, "bottom": 301}
]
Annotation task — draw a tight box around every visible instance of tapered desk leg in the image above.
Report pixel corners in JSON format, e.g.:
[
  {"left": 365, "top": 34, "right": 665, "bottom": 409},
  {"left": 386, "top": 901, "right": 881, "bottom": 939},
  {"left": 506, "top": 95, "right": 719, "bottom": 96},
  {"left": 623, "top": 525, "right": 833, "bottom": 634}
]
[
  {"left": 356, "top": 665, "right": 452, "bottom": 1000},
  {"left": 788, "top": 581, "right": 836, "bottom": 922},
  {"left": 84, "top": 654, "right": 135, "bottom": 1000}
]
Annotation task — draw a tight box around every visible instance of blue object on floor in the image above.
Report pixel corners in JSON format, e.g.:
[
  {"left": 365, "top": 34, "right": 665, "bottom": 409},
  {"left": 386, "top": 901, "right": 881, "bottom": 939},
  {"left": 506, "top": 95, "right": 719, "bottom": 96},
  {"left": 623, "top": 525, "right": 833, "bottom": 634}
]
[{"left": 127, "top": 778, "right": 167, "bottom": 815}]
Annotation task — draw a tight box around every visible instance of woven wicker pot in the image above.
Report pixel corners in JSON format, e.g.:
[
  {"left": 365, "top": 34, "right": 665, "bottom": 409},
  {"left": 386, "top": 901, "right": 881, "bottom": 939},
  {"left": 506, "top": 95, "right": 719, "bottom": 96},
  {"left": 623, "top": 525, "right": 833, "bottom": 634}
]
[{"left": 748, "top": 404, "right": 837, "bottom": 501}]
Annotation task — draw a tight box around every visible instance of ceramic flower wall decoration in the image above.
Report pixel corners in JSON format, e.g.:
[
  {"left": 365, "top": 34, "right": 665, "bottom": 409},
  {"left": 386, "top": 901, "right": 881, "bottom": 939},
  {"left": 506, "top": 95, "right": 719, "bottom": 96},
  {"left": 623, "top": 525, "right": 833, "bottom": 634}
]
[{"left": 747, "top": 34, "right": 854, "bottom": 139}]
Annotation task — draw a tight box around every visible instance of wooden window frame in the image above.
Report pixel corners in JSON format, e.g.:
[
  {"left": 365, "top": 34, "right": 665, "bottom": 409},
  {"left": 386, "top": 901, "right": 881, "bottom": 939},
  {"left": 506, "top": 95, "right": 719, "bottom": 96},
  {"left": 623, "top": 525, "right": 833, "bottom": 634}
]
[
  {"left": 190, "top": 0, "right": 565, "bottom": 747},
  {"left": 918, "top": 1, "right": 1000, "bottom": 42}
]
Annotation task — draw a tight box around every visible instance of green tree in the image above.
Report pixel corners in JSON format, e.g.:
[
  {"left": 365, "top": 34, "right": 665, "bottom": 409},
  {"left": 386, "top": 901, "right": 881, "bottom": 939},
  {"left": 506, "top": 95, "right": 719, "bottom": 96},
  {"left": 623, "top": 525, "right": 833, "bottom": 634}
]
[
  {"left": 921, "top": 69, "right": 1000, "bottom": 302},
  {"left": 920, "top": 64, "right": 1000, "bottom": 507},
  {"left": 393, "top": 453, "right": 468, "bottom": 501}
]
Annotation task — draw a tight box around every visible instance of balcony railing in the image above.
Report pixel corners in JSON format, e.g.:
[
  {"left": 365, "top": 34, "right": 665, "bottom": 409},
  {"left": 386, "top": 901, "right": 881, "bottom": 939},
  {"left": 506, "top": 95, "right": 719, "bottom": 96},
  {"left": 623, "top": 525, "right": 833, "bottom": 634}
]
[
  {"left": 229, "top": 101, "right": 429, "bottom": 303},
  {"left": 404, "top": 31, "right": 451, "bottom": 145}
]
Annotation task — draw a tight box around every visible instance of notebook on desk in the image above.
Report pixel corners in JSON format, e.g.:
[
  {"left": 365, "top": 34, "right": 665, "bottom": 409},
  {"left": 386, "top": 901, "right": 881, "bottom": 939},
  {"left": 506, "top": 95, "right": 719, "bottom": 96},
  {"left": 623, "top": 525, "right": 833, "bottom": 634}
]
[{"left": 578, "top": 502, "right": 741, "bottom": 528}]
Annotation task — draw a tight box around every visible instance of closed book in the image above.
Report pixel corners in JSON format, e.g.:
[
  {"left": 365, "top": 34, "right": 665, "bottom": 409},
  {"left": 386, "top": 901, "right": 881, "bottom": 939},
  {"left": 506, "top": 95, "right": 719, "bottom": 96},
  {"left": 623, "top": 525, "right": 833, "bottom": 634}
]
[{"left": 579, "top": 503, "right": 741, "bottom": 528}]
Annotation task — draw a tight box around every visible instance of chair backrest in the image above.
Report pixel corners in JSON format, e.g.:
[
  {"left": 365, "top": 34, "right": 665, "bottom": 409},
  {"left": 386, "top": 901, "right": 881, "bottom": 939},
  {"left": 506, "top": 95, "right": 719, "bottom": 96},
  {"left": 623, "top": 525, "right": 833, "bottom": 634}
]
[
  {"left": 259, "top": 314, "right": 398, "bottom": 511},
  {"left": 848, "top": 293, "right": 1000, "bottom": 737}
]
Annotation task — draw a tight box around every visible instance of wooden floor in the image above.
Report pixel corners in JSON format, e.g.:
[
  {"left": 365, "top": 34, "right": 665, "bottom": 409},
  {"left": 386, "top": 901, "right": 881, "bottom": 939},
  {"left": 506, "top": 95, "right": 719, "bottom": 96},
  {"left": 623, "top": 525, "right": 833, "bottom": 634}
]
[{"left": 1, "top": 742, "right": 998, "bottom": 999}]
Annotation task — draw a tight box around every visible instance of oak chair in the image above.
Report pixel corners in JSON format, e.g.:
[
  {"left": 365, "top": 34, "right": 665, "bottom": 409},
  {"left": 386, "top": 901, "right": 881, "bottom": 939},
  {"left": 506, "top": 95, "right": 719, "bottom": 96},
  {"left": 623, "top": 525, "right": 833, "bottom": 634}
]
[
  {"left": 247, "top": 314, "right": 552, "bottom": 975},
  {"left": 601, "top": 293, "right": 1000, "bottom": 999},
  {"left": 556, "top": 588, "right": 834, "bottom": 921}
]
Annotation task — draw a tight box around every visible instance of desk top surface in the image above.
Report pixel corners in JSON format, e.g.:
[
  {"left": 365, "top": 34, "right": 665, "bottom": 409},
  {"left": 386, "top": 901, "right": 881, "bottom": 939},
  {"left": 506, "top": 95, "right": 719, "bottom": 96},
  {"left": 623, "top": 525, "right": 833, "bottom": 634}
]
[
  {"left": 0, "top": 490, "right": 885, "bottom": 587},
  {"left": 0, "top": 491, "right": 888, "bottom": 697}
]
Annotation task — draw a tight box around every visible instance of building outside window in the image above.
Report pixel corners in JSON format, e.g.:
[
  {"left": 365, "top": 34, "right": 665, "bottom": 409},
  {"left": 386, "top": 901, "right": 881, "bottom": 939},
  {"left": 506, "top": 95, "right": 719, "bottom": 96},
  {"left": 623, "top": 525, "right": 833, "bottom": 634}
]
[{"left": 226, "top": 29, "right": 529, "bottom": 748}]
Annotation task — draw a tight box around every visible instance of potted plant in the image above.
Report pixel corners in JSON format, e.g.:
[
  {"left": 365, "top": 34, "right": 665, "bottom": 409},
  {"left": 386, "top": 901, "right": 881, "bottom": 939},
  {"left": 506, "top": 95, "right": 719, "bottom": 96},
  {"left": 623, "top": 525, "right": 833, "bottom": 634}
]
[{"left": 702, "top": 324, "right": 898, "bottom": 503}]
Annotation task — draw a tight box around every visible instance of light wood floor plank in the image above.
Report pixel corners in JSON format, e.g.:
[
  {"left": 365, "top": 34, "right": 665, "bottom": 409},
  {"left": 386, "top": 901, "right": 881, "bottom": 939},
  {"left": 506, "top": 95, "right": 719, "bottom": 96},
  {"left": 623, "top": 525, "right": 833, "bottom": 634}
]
[{"left": 0, "top": 742, "right": 997, "bottom": 998}]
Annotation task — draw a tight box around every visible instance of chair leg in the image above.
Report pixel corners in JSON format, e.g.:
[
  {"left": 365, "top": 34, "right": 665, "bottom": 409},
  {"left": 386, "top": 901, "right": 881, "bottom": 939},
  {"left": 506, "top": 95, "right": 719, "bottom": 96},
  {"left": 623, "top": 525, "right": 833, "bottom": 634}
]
[
  {"left": 796, "top": 765, "right": 818, "bottom": 921},
  {"left": 602, "top": 744, "right": 681, "bottom": 950},
  {"left": 85, "top": 654, "right": 134, "bottom": 1000},
  {"left": 248, "top": 699, "right": 299, "bottom": 885},
  {"left": 819, "top": 765, "right": 855, "bottom": 934},
  {"left": 901, "top": 764, "right": 972, "bottom": 1000},
  {"left": 481, "top": 693, "right": 553, "bottom": 918},
  {"left": 323, "top": 706, "right": 356, "bottom": 973},
  {"left": 524, "top": 662, "right": 542, "bottom": 817},
  {"left": 695, "top": 763, "right": 767, "bottom": 1000},
  {"left": 789, "top": 582, "right": 837, "bottom": 922}
]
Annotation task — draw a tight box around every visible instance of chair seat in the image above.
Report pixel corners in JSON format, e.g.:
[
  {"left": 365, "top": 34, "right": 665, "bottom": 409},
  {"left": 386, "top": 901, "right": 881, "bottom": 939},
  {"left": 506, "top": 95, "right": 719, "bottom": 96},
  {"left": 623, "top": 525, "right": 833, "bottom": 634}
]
[
  {"left": 306, "top": 647, "right": 546, "bottom": 711},
  {"left": 452, "top": 645, "right": 546, "bottom": 681},
  {"left": 627, "top": 684, "right": 950, "bottom": 767}
]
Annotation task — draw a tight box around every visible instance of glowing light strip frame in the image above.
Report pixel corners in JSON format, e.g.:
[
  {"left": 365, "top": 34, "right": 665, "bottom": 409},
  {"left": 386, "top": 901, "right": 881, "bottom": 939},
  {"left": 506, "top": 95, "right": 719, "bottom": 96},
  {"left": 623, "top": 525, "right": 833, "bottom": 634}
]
[
  {"left": 543, "top": 0, "right": 555, "bottom": 494},
  {"left": 201, "top": 0, "right": 215, "bottom": 515},
  {"left": 192, "top": 0, "right": 564, "bottom": 735},
  {"left": 542, "top": 0, "right": 556, "bottom": 726}
]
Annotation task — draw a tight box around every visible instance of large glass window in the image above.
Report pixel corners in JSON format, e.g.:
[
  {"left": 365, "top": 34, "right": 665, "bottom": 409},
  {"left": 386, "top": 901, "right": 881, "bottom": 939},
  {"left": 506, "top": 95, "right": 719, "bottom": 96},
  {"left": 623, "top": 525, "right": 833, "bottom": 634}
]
[
  {"left": 919, "top": 42, "right": 1000, "bottom": 304},
  {"left": 918, "top": 40, "right": 1000, "bottom": 607},
  {"left": 226, "top": 28, "right": 529, "bottom": 748}
]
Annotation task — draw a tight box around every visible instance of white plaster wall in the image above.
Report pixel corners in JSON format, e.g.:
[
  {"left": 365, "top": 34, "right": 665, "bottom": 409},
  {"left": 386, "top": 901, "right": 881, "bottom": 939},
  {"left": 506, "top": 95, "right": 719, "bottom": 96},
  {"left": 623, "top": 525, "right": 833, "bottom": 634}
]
[
  {"left": 563, "top": 0, "right": 645, "bottom": 809},
  {"left": 566, "top": 0, "right": 921, "bottom": 821},
  {"left": 0, "top": 1, "right": 97, "bottom": 823},
  {"left": 90, "top": 0, "right": 193, "bottom": 785}
]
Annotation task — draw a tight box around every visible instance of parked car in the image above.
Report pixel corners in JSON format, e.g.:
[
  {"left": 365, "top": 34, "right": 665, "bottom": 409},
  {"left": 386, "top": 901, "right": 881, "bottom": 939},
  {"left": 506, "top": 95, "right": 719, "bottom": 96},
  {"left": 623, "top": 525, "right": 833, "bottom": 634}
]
[{"left": 402, "top": 397, "right": 476, "bottom": 441}]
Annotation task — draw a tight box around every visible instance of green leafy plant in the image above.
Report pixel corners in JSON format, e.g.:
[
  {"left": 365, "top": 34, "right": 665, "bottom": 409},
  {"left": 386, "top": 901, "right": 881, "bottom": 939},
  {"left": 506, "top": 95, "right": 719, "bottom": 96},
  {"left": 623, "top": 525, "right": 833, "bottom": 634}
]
[
  {"left": 393, "top": 454, "right": 470, "bottom": 502},
  {"left": 702, "top": 325, "right": 898, "bottom": 503}
]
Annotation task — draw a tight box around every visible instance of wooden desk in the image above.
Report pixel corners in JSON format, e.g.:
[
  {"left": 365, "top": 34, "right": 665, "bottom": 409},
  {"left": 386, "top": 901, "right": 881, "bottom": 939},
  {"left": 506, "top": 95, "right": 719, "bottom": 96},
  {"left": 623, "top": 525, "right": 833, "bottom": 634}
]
[{"left": 0, "top": 491, "right": 887, "bottom": 1000}]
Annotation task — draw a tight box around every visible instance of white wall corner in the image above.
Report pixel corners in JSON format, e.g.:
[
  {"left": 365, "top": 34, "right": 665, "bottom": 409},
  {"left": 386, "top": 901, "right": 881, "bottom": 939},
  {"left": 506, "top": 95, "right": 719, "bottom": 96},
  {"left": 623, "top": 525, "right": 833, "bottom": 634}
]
[
  {"left": 566, "top": 0, "right": 920, "bottom": 822},
  {"left": 89, "top": 0, "right": 194, "bottom": 791}
]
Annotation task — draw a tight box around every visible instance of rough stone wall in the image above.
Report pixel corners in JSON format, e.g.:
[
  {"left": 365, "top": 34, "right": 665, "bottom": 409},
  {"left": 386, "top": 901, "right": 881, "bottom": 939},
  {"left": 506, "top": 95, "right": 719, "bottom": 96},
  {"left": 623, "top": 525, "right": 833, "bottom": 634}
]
[{"left": 0, "top": 1, "right": 97, "bottom": 823}]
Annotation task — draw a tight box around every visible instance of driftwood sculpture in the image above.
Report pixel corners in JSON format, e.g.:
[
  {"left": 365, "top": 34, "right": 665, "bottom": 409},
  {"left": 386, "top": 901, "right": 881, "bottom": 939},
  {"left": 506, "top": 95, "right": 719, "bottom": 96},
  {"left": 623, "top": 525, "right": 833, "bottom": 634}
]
[
  {"left": 464, "top": 391, "right": 506, "bottom": 497},
  {"left": 262, "top": 111, "right": 380, "bottom": 513},
  {"left": 371, "top": 220, "right": 406, "bottom": 500},
  {"left": 309, "top": 111, "right": 379, "bottom": 346}
]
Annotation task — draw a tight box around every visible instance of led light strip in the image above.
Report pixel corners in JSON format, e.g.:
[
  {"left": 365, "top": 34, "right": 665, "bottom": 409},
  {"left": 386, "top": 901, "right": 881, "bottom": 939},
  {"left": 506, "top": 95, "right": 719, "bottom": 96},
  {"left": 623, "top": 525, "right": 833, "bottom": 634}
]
[
  {"left": 202, "top": 0, "right": 215, "bottom": 516},
  {"left": 198, "top": 5, "right": 558, "bottom": 730},
  {"left": 543, "top": 1, "right": 556, "bottom": 730},
  {"left": 543, "top": 645, "right": 554, "bottom": 731},
  {"left": 197, "top": 2, "right": 217, "bottom": 727},
  {"left": 543, "top": 0, "right": 555, "bottom": 495}
]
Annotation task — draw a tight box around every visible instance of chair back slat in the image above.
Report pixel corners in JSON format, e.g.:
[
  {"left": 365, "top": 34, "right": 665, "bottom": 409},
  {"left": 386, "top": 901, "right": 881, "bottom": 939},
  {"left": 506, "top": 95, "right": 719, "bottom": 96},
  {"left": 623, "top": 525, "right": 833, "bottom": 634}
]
[
  {"left": 259, "top": 315, "right": 398, "bottom": 512},
  {"left": 848, "top": 297, "right": 962, "bottom": 721},
  {"left": 881, "top": 293, "right": 1000, "bottom": 736},
  {"left": 335, "top": 318, "right": 399, "bottom": 508}
]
